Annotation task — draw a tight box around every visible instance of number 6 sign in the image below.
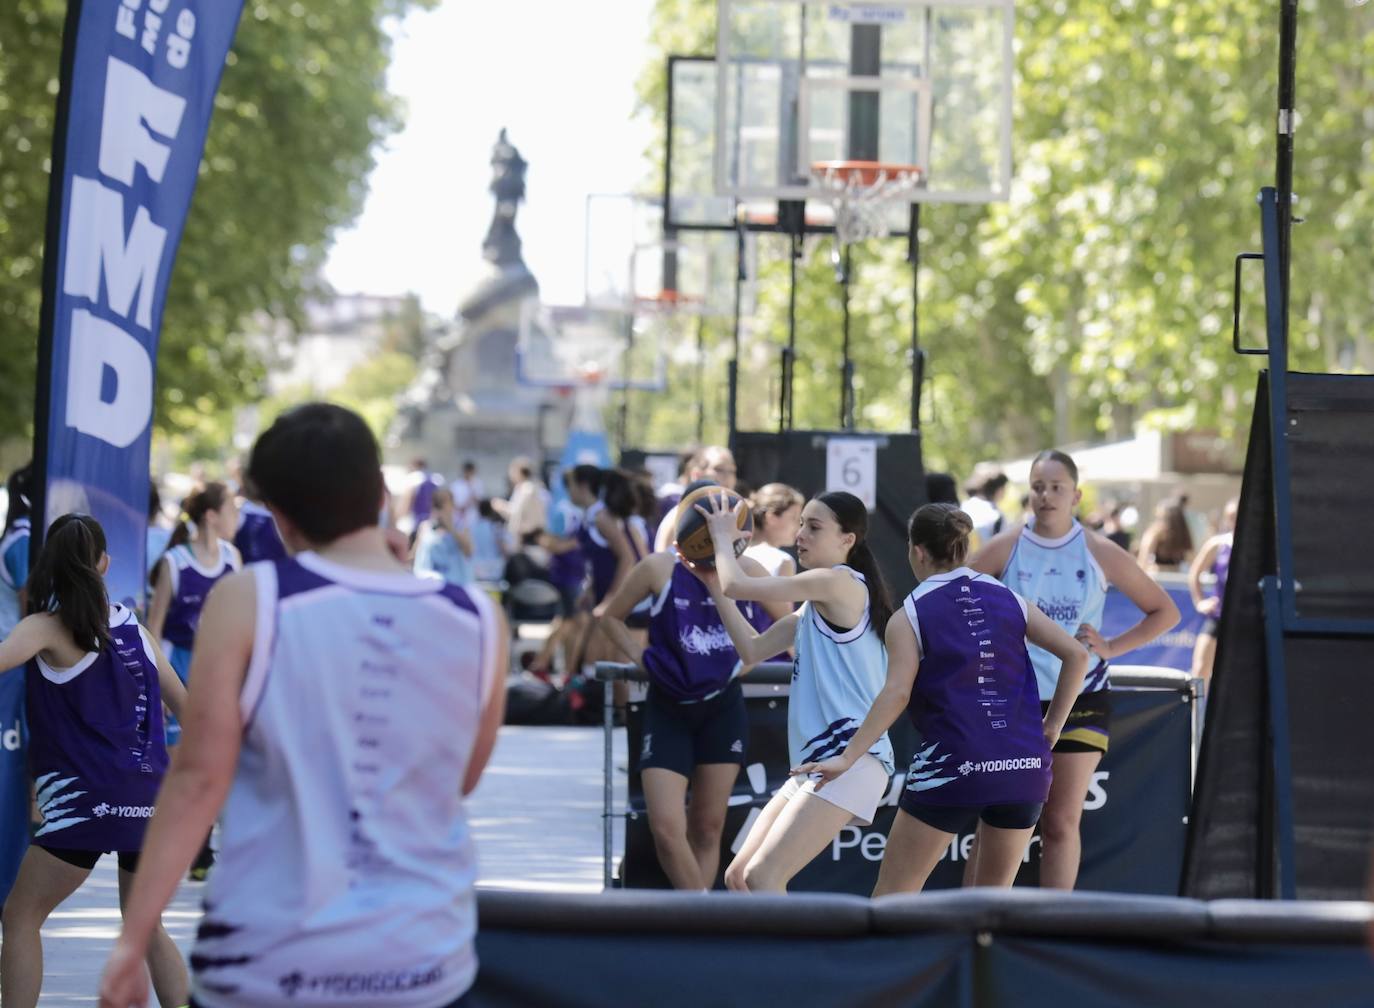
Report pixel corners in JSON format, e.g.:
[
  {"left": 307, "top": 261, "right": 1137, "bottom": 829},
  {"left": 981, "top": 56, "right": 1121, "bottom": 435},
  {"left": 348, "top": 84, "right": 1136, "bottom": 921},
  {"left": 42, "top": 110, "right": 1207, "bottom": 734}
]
[{"left": 825, "top": 438, "right": 877, "bottom": 511}]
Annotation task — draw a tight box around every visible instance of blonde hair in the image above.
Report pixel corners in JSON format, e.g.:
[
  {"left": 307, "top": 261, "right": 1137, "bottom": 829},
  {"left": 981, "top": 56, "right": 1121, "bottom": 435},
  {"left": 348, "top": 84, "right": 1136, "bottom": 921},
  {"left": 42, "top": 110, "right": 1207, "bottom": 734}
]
[{"left": 751, "top": 482, "right": 804, "bottom": 525}]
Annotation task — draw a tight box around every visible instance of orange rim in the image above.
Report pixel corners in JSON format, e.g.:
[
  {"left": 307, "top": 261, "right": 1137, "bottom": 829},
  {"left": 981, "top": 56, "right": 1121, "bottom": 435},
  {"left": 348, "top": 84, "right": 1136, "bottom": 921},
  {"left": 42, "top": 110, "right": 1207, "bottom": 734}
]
[{"left": 810, "top": 160, "right": 924, "bottom": 187}]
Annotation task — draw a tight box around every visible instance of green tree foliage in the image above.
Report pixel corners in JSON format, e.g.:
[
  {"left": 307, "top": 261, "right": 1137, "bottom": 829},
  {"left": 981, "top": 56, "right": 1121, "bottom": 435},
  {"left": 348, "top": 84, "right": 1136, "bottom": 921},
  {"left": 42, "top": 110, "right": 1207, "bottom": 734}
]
[
  {"left": 0, "top": 0, "right": 434, "bottom": 442},
  {"left": 635, "top": 0, "right": 1373, "bottom": 475}
]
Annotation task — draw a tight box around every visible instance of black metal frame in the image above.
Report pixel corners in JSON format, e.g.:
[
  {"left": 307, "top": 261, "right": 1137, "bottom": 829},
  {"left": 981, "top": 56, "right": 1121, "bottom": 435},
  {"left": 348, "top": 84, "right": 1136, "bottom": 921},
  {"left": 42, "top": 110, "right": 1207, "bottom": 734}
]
[
  {"left": 1233, "top": 0, "right": 1374, "bottom": 900},
  {"left": 664, "top": 53, "right": 925, "bottom": 441}
]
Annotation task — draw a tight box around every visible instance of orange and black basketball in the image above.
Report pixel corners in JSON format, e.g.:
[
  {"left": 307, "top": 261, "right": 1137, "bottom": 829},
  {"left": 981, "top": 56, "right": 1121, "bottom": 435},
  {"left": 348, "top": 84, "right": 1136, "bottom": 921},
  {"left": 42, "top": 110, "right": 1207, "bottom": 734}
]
[{"left": 674, "top": 485, "right": 753, "bottom": 567}]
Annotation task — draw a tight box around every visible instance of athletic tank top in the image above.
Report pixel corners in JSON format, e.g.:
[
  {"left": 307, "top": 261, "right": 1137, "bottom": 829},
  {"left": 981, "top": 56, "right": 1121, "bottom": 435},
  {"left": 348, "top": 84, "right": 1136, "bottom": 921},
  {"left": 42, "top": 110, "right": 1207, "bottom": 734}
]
[
  {"left": 191, "top": 553, "right": 500, "bottom": 1008},
  {"left": 234, "top": 501, "right": 287, "bottom": 564},
  {"left": 161, "top": 541, "right": 240, "bottom": 649},
  {"left": 27, "top": 605, "right": 167, "bottom": 851},
  {"left": 1001, "top": 521, "right": 1108, "bottom": 699},
  {"left": 642, "top": 560, "right": 754, "bottom": 702},
  {"left": 548, "top": 502, "right": 587, "bottom": 591},
  {"left": 578, "top": 502, "right": 647, "bottom": 608},
  {"left": 901, "top": 570, "right": 1050, "bottom": 807},
  {"left": 789, "top": 566, "right": 894, "bottom": 775},
  {"left": 0, "top": 518, "right": 31, "bottom": 638},
  {"left": 1211, "top": 532, "right": 1233, "bottom": 610},
  {"left": 743, "top": 542, "right": 791, "bottom": 577}
]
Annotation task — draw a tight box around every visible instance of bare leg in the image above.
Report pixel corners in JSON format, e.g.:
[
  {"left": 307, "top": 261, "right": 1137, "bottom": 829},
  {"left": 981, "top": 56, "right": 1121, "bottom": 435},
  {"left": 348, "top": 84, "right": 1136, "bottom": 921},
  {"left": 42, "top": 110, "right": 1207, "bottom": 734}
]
[
  {"left": 740, "top": 790, "right": 855, "bottom": 893},
  {"left": 640, "top": 768, "right": 704, "bottom": 889},
  {"left": 969, "top": 825, "right": 1036, "bottom": 887},
  {"left": 1191, "top": 633, "right": 1217, "bottom": 684},
  {"left": 0, "top": 846, "right": 90, "bottom": 1008},
  {"left": 118, "top": 865, "right": 189, "bottom": 1008},
  {"left": 872, "top": 809, "right": 953, "bottom": 896},
  {"left": 1039, "top": 750, "right": 1103, "bottom": 890},
  {"left": 685, "top": 763, "right": 741, "bottom": 888},
  {"left": 961, "top": 825, "right": 982, "bottom": 886},
  {"left": 724, "top": 788, "right": 789, "bottom": 891}
]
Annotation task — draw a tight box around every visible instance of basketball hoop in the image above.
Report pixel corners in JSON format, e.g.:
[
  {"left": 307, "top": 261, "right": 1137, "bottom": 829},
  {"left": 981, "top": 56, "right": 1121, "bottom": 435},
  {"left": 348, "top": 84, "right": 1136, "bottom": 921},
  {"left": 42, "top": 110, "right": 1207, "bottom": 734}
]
[
  {"left": 809, "top": 161, "right": 924, "bottom": 246},
  {"left": 632, "top": 289, "right": 705, "bottom": 316}
]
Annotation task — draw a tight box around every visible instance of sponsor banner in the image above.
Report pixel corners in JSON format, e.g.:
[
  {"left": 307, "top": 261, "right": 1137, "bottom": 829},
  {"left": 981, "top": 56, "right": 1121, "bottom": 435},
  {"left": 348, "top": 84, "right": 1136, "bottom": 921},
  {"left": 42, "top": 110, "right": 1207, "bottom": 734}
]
[
  {"left": 1102, "top": 574, "right": 1205, "bottom": 671},
  {"left": 34, "top": 0, "right": 245, "bottom": 606},
  {"left": 621, "top": 681, "right": 1192, "bottom": 894},
  {"left": 0, "top": 671, "right": 28, "bottom": 903}
]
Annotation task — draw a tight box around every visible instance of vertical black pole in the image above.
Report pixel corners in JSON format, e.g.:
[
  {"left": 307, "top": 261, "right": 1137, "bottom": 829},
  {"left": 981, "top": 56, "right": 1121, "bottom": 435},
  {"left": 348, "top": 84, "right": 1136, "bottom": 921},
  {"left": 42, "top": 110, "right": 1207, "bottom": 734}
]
[
  {"left": 30, "top": 0, "right": 87, "bottom": 562},
  {"left": 840, "top": 246, "right": 854, "bottom": 430},
  {"left": 695, "top": 315, "right": 706, "bottom": 443},
  {"left": 618, "top": 315, "right": 632, "bottom": 450},
  {"left": 728, "top": 225, "right": 743, "bottom": 446},
  {"left": 1275, "top": 0, "right": 1297, "bottom": 349},
  {"left": 782, "top": 231, "right": 799, "bottom": 432},
  {"left": 908, "top": 202, "right": 922, "bottom": 431}
]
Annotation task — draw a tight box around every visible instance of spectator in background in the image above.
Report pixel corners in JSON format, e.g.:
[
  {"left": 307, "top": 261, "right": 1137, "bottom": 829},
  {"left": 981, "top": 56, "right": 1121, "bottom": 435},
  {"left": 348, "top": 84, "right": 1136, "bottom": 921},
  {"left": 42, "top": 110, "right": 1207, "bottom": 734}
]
[
  {"left": 493, "top": 456, "right": 548, "bottom": 549},
  {"left": 397, "top": 458, "right": 442, "bottom": 539},
  {"left": 0, "top": 464, "right": 33, "bottom": 639},
  {"left": 924, "top": 472, "right": 960, "bottom": 506},
  {"left": 654, "top": 446, "right": 738, "bottom": 551},
  {"left": 960, "top": 463, "right": 1009, "bottom": 543},
  {"left": 1101, "top": 501, "right": 1132, "bottom": 552},
  {"left": 468, "top": 500, "right": 508, "bottom": 584},
  {"left": 654, "top": 449, "right": 698, "bottom": 527},
  {"left": 1137, "top": 498, "right": 1195, "bottom": 573},
  {"left": 744, "top": 483, "right": 804, "bottom": 577},
  {"left": 146, "top": 484, "right": 172, "bottom": 579},
  {"left": 1187, "top": 498, "right": 1238, "bottom": 687},
  {"left": 414, "top": 487, "right": 474, "bottom": 587},
  {"left": 449, "top": 460, "right": 484, "bottom": 526}
]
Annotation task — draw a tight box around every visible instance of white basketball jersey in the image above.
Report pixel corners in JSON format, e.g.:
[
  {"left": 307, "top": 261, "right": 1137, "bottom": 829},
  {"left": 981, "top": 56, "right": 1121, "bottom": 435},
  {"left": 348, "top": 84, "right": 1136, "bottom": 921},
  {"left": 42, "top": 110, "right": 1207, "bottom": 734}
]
[{"left": 191, "top": 552, "right": 500, "bottom": 1008}]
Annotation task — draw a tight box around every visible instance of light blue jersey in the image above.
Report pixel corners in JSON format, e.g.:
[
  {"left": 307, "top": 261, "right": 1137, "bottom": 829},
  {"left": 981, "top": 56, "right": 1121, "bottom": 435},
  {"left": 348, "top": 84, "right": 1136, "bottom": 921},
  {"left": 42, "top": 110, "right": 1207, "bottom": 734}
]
[
  {"left": 0, "top": 519, "right": 31, "bottom": 638},
  {"left": 790, "top": 566, "right": 894, "bottom": 775},
  {"left": 1000, "top": 521, "right": 1108, "bottom": 699},
  {"left": 414, "top": 524, "right": 473, "bottom": 587}
]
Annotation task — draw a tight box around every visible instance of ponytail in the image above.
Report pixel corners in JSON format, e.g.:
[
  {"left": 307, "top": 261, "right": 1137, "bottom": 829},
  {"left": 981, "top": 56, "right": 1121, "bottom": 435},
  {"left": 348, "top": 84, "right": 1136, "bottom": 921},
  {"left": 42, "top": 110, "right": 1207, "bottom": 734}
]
[
  {"left": 816, "top": 491, "right": 895, "bottom": 642},
  {"left": 165, "top": 481, "right": 230, "bottom": 557},
  {"left": 27, "top": 514, "right": 111, "bottom": 653}
]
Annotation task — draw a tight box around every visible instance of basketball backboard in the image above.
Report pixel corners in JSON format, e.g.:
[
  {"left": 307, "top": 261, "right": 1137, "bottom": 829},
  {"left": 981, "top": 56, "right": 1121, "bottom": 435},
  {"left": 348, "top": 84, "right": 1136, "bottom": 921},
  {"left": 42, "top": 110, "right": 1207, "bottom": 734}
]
[
  {"left": 517, "top": 301, "right": 669, "bottom": 392},
  {"left": 712, "top": 0, "right": 1014, "bottom": 216}
]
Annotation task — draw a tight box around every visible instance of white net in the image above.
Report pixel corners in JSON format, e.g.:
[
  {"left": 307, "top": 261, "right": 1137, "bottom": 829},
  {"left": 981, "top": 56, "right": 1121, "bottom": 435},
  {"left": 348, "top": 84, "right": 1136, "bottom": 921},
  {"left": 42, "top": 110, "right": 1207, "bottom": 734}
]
[{"left": 810, "top": 162, "right": 923, "bottom": 246}]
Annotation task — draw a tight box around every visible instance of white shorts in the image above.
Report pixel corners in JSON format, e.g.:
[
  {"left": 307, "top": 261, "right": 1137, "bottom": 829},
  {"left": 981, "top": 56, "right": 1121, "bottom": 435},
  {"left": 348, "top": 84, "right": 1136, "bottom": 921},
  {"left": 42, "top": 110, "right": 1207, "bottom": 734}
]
[{"left": 778, "top": 753, "right": 889, "bottom": 826}]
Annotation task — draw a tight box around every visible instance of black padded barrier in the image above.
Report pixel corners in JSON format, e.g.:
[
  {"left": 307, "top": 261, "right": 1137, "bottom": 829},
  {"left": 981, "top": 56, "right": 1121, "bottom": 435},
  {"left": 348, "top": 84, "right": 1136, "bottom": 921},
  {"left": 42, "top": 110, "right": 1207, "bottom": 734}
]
[{"left": 471, "top": 888, "right": 1374, "bottom": 1008}]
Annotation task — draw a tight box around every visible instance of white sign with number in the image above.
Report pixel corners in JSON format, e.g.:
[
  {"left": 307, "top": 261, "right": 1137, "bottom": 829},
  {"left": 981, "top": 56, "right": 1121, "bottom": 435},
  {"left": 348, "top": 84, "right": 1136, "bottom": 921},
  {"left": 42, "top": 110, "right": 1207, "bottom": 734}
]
[{"left": 825, "top": 438, "right": 878, "bottom": 511}]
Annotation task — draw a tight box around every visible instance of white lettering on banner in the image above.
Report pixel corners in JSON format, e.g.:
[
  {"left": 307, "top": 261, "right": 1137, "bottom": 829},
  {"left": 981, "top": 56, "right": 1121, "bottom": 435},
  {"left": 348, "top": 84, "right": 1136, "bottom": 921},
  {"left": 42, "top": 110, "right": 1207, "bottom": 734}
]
[
  {"left": 63, "top": 175, "right": 168, "bottom": 330},
  {"left": 1084, "top": 771, "right": 1109, "bottom": 811},
  {"left": 166, "top": 10, "right": 197, "bottom": 68},
  {"left": 2, "top": 720, "right": 20, "bottom": 751},
  {"left": 97, "top": 56, "right": 186, "bottom": 186},
  {"left": 65, "top": 310, "right": 153, "bottom": 448}
]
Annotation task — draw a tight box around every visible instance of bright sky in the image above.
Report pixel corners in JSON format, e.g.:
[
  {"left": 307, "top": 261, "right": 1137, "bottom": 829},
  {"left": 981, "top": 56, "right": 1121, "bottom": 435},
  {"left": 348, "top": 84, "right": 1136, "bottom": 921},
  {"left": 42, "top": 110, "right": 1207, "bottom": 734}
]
[{"left": 323, "top": 0, "right": 658, "bottom": 314}]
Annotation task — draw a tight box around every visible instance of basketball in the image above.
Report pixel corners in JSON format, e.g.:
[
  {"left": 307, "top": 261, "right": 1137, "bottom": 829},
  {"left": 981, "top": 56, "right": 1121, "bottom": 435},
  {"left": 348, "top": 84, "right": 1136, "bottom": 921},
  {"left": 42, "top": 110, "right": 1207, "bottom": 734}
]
[{"left": 674, "top": 486, "right": 753, "bottom": 567}]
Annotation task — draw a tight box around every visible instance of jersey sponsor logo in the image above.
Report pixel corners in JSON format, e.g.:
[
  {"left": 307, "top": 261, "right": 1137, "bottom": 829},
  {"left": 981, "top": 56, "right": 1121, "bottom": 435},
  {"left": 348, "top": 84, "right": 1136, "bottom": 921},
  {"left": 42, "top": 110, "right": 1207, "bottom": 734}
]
[
  {"left": 1035, "top": 596, "right": 1082, "bottom": 623},
  {"left": 92, "top": 802, "right": 154, "bottom": 818},
  {"left": 641, "top": 733, "right": 653, "bottom": 759},
  {"left": 278, "top": 965, "right": 445, "bottom": 999},
  {"left": 958, "top": 756, "right": 1043, "bottom": 776},
  {"left": 678, "top": 624, "right": 733, "bottom": 656},
  {"left": 730, "top": 739, "right": 743, "bottom": 754}
]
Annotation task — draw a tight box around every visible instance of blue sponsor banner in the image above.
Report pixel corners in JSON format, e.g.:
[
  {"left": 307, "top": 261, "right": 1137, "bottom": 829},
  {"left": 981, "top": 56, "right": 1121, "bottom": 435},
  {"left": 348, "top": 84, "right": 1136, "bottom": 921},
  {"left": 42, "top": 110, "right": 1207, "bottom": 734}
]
[
  {"left": 0, "top": 671, "right": 28, "bottom": 903},
  {"left": 34, "top": 0, "right": 245, "bottom": 607},
  {"left": 1101, "top": 574, "right": 1205, "bottom": 671}
]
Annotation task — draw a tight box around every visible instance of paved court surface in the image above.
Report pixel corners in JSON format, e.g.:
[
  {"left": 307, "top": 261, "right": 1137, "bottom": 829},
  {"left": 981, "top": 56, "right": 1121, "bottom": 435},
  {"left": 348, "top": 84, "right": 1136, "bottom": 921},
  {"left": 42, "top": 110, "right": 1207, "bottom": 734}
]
[{"left": 35, "top": 724, "right": 621, "bottom": 1006}]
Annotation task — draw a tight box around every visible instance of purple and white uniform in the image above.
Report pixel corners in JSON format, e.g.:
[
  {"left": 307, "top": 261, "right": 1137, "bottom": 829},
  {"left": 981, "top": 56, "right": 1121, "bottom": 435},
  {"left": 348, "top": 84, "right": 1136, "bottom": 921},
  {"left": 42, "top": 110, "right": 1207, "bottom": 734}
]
[
  {"left": 28, "top": 606, "right": 167, "bottom": 852},
  {"left": 900, "top": 569, "right": 1051, "bottom": 808},
  {"left": 642, "top": 561, "right": 754, "bottom": 702},
  {"left": 162, "top": 541, "right": 240, "bottom": 651},
  {"left": 190, "top": 553, "right": 501, "bottom": 1008},
  {"left": 1210, "top": 532, "right": 1233, "bottom": 614},
  {"left": 234, "top": 501, "right": 287, "bottom": 564},
  {"left": 578, "top": 501, "right": 646, "bottom": 606}
]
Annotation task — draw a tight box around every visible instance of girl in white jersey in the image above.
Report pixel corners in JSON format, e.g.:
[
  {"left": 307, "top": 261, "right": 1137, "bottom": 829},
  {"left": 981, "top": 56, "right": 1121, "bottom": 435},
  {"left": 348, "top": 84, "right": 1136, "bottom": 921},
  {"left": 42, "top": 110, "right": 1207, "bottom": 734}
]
[
  {"left": 965, "top": 449, "right": 1177, "bottom": 890},
  {"left": 743, "top": 482, "right": 804, "bottom": 578},
  {"left": 100, "top": 404, "right": 508, "bottom": 1008},
  {"left": 694, "top": 490, "right": 895, "bottom": 893}
]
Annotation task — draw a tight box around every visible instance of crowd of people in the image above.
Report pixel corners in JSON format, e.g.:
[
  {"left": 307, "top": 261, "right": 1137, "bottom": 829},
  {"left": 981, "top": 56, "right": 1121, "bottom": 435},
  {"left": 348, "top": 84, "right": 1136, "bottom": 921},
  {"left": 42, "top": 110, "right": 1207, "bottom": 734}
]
[{"left": 0, "top": 424, "right": 1247, "bottom": 1005}]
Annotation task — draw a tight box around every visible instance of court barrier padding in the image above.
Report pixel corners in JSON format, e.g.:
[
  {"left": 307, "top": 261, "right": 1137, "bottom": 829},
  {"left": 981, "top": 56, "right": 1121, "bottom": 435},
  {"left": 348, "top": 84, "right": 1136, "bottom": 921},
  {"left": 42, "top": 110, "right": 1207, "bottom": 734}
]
[{"left": 472, "top": 887, "right": 1374, "bottom": 1007}]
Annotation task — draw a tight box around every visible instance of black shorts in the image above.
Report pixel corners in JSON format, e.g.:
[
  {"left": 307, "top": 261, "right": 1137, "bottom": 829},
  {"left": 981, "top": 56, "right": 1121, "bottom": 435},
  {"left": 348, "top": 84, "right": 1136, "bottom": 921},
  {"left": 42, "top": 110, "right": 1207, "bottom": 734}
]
[
  {"left": 555, "top": 581, "right": 583, "bottom": 618},
  {"left": 1200, "top": 617, "right": 1220, "bottom": 636},
  {"left": 39, "top": 845, "right": 140, "bottom": 873},
  {"left": 639, "top": 681, "right": 747, "bottom": 777},
  {"left": 901, "top": 800, "right": 1044, "bottom": 833},
  {"left": 1042, "top": 688, "right": 1111, "bottom": 754},
  {"left": 625, "top": 607, "right": 651, "bottom": 631}
]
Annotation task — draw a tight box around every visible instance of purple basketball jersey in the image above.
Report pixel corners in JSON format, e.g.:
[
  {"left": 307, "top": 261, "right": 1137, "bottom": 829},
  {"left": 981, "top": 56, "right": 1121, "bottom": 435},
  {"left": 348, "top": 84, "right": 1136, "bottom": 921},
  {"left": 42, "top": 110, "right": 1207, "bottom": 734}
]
[
  {"left": 234, "top": 501, "right": 287, "bottom": 564},
  {"left": 901, "top": 569, "right": 1051, "bottom": 807},
  {"left": 28, "top": 606, "right": 168, "bottom": 851},
  {"left": 162, "top": 542, "right": 239, "bottom": 649},
  {"left": 1211, "top": 533, "right": 1233, "bottom": 611},
  {"left": 578, "top": 502, "right": 635, "bottom": 605},
  {"left": 642, "top": 562, "right": 751, "bottom": 702}
]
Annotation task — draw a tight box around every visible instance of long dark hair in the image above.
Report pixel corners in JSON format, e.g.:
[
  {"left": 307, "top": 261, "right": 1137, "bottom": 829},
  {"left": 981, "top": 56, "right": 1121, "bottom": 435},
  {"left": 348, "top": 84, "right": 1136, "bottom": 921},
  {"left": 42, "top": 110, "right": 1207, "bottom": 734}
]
[
  {"left": 816, "top": 491, "right": 895, "bottom": 640},
  {"left": 600, "top": 469, "right": 638, "bottom": 519},
  {"left": 5, "top": 464, "right": 32, "bottom": 532},
  {"left": 27, "top": 514, "right": 111, "bottom": 652},
  {"left": 167, "top": 481, "right": 231, "bottom": 552}
]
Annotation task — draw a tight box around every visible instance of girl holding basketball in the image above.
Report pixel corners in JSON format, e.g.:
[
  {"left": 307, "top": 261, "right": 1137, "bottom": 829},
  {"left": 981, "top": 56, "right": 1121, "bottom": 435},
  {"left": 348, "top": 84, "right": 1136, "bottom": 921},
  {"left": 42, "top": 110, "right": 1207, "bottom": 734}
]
[
  {"left": 965, "top": 449, "right": 1178, "bottom": 889},
  {"left": 794, "top": 504, "right": 1089, "bottom": 894},
  {"left": 598, "top": 484, "right": 789, "bottom": 889},
  {"left": 693, "top": 489, "right": 895, "bottom": 893}
]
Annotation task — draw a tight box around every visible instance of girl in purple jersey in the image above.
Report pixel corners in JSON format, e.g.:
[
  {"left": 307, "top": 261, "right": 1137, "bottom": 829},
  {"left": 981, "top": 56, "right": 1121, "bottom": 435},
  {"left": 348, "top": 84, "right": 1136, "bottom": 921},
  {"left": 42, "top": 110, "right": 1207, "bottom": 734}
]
[
  {"left": 599, "top": 522, "right": 790, "bottom": 890},
  {"left": 1187, "top": 497, "right": 1238, "bottom": 686},
  {"left": 0, "top": 515, "right": 188, "bottom": 1008},
  {"left": 795, "top": 505, "right": 1088, "bottom": 893}
]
